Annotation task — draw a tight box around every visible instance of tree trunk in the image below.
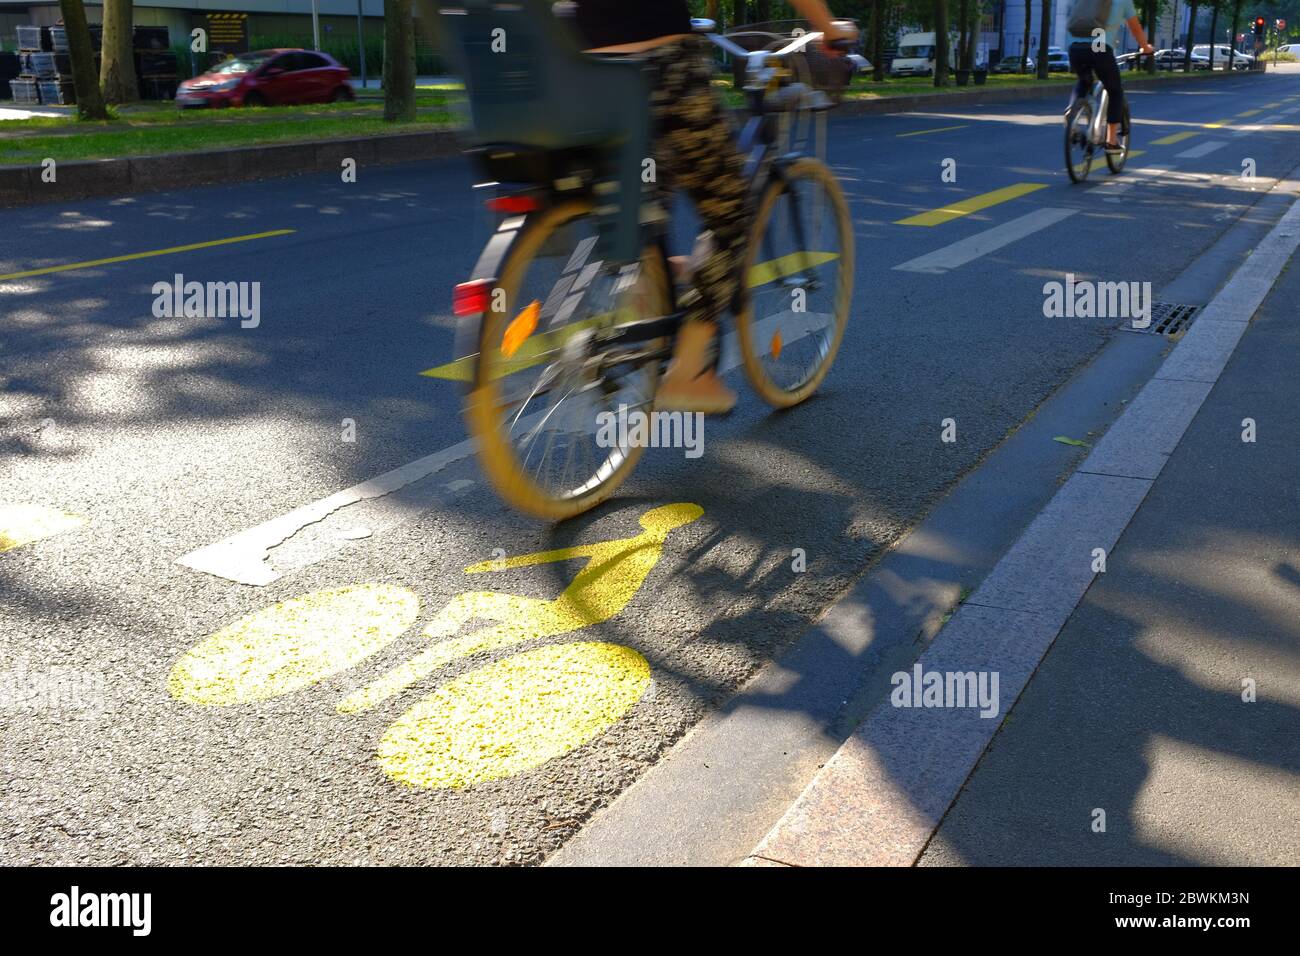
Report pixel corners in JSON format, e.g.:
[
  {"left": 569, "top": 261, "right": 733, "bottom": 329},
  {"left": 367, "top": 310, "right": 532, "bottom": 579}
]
[
  {"left": 957, "top": 0, "right": 969, "bottom": 73},
  {"left": 964, "top": 0, "right": 978, "bottom": 69},
  {"left": 383, "top": 0, "right": 416, "bottom": 122},
  {"left": 1229, "top": 0, "right": 1241, "bottom": 70},
  {"left": 934, "top": 0, "right": 950, "bottom": 85},
  {"left": 1208, "top": 3, "right": 1220, "bottom": 68},
  {"left": 99, "top": 0, "right": 137, "bottom": 104},
  {"left": 873, "top": 0, "right": 886, "bottom": 80},
  {"left": 1183, "top": 1, "right": 1199, "bottom": 71},
  {"left": 1145, "top": 0, "right": 1158, "bottom": 71},
  {"left": 1020, "top": 1, "right": 1031, "bottom": 72},
  {"left": 1037, "top": 0, "right": 1051, "bottom": 79},
  {"left": 58, "top": 0, "right": 107, "bottom": 120}
]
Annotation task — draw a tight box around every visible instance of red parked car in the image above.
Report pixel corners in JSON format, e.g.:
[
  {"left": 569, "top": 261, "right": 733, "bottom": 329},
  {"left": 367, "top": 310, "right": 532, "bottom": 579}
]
[{"left": 176, "top": 49, "right": 354, "bottom": 108}]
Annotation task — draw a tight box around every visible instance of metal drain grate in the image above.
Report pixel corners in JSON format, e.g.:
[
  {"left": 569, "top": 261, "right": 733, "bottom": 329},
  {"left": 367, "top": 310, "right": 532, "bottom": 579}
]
[{"left": 1122, "top": 301, "right": 1199, "bottom": 336}]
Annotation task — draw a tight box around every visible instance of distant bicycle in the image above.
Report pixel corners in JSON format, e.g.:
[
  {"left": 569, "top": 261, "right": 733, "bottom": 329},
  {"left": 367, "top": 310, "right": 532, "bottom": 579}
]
[{"left": 1064, "top": 68, "right": 1134, "bottom": 182}]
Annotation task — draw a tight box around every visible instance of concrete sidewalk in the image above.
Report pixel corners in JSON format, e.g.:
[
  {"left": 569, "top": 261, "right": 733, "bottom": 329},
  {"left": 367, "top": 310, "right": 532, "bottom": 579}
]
[
  {"left": 918, "top": 249, "right": 1300, "bottom": 866},
  {"left": 749, "top": 188, "right": 1300, "bottom": 868}
]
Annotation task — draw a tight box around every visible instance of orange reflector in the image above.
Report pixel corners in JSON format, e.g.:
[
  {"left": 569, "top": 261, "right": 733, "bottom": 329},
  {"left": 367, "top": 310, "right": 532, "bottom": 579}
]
[
  {"left": 770, "top": 330, "right": 783, "bottom": 360},
  {"left": 501, "top": 300, "right": 541, "bottom": 358}
]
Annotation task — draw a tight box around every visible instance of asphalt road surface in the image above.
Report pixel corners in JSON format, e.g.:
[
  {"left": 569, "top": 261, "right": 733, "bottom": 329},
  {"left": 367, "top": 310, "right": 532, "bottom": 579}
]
[{"left": 3, "top": 69, "right": 1299, "bottom": 865}]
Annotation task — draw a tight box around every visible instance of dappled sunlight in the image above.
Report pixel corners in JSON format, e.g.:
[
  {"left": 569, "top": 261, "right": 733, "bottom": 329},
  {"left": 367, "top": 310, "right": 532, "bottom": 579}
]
[{"left": 1136, "top": 735, "right": 1300, "bottom": 865}]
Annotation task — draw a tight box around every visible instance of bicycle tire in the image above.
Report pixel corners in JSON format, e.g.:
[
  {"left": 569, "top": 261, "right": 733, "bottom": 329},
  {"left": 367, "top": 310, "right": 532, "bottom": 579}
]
[
  {"left": 736, "top": 157, "right": 853, "bottom": 408},
  {"left": 1106, "top": 101, "right": 1132, "bottom": 174},
  {"left": 1065, "top": 99, "right": 1093, "bottom": 183},
  {"left": 466, "top": 200, "right": 672, "bottom": 521}
]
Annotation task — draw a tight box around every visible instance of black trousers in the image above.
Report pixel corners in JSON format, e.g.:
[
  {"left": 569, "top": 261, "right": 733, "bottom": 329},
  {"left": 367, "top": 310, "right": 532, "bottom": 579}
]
[{"left": 1068, "top": 42, "right": 1125, "bottom": 124}]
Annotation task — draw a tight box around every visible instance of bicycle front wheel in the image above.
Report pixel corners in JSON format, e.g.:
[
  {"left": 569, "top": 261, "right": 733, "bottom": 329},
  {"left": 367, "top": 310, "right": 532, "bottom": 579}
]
[
  {"left": 1106, "top": 101, "right": 1132, "bottom": 174},
  {"left": 1066, "top": 100, "right": 1094, "bottom": 183},
  {"left": 466, "top": 201, "right": 671, "bottom": 520},
  {"left": 737, "top": 157, "right": 853, "bottom": 408}
]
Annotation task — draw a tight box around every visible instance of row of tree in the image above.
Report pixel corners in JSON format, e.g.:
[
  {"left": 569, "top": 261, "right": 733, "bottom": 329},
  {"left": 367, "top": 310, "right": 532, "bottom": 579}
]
[
  {"left": 54, "top": 0, "right": 422, "bottom": 124},
  {"left": 54, "top": 0, "right": 1283, "bottom": 125},
  {"left": 692, "top": 0, "right": 1277, "bottom": 85}
]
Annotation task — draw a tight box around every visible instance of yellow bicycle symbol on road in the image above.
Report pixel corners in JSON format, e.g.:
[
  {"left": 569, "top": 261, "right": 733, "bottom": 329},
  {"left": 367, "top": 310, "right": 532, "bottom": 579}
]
[{"left": 169, "top": 503, "right": 703, "bottom": 789}]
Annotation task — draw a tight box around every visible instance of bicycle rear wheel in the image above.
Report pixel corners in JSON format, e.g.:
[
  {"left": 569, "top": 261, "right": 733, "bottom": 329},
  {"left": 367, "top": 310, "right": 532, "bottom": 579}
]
[
  {"left": 1105, "top": 101, "right": 1132, "bottom": 174},
  {"left": 466, "top": 201, "right": 671, "bottom": 520},
  {"left": 737, "top": 157, "right": 853, "bottom": 408},
  {"left": 1065, "top": 100, "right": 1094, "bottom": 183}
]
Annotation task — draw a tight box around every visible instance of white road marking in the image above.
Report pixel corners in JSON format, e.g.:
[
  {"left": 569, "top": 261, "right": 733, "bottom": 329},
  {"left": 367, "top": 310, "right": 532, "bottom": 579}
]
[
  {"left": 1089, "top": 163, "right": 1174, "bottom": 200},
  {"left": 1231, "top": 114, "right": 1286, "bottom": 137},
  {"left": 892, "top": 208, "right": 1078, "bottom": 274},
  {"left": 1176, "top": 139, "right": 1229, "bottom": 158},
  {"left": 176, "top": 313, "right": 826, "bottom": 585}
]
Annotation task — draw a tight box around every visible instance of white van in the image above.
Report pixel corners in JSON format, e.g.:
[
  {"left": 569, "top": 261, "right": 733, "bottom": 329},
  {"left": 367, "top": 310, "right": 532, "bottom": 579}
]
[{"left": 890, "top": 32, "right": 958, "bottom": 77}]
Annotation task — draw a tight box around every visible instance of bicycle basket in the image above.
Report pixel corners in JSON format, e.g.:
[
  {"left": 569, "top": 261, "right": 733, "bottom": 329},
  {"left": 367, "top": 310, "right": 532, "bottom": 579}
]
[{"left": 436, "top": 0, "right": 651, "bottom": 263}]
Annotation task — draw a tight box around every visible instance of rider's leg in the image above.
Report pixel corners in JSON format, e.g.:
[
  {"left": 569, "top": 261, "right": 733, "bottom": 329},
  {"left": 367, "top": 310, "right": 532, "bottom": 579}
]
[
  {"left": 1094, "top": 49, "right": 1126, "bottom": 147},
  {"left": 1068, "top": 42, "right": 1093, "bottom": 110},
  {"left": 645, "top": 37, "right": 747, "bottom": 415}
]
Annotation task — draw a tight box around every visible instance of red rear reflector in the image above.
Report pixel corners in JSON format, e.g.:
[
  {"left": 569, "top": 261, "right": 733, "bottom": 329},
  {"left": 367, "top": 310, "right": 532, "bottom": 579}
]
[
  {"left": 453, "top": 279, "right": 493, "bottom": 316},
  {"left": 485, "top": 194, "right": 539, "bottom": 214}
]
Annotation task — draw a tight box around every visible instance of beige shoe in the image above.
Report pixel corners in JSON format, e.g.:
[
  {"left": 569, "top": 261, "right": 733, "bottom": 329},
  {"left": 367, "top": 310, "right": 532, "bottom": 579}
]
[{"left": 657, "top": 320, "right": 736, "bottom": 415}]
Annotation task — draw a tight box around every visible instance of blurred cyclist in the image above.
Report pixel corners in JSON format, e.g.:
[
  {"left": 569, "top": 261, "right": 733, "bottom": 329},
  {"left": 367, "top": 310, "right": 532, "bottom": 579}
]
[
  {"left": 1066, "top": 0, "right": 1154, "bottom": 152},
  {"left": 570, "top": 1, "right": 856, "bottom": 414}
]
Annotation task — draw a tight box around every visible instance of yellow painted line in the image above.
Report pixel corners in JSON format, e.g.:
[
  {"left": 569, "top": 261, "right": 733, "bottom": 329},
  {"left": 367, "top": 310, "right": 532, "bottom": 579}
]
[
  {"left": 1151, "top": 131, "right": 1199, "bottom": 145},
  {"left": 0, "top": 229, "right": 296, "bottom": 282},
  {"left": 747, "top": 250, "right": 839, "bottom": 288},
  {"left": 1264, "top": 101, "right": 1283, "bottom": 108},
  {"left": 420, "top": 309, "right": 611, "bottom": 382},
  {"left": 1204, "top": 118, "right": 1235, "bottom": 129},
  {"left": 896, "top": 124, "right": 969, "bottom": 138},
  {"left": 0, "top": 504, "right": 84, "bottom": 553},
  {"left": 895, "top": 183, "right": 1048, "bottom": 227},
  {"left": 1236, "top": 109, "right": 1263, "bottom": 117}
]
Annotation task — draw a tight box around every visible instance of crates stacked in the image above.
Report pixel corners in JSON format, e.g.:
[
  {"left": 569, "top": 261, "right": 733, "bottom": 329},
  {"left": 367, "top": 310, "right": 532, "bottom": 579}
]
[
  {"left": 38, "top": 78, "right": 76, "bottom": 105},
  {"left": 16, "top": 24, "right": 51, "bottom": 52},
  {"left": 132, "top": 25, "right": 176, "bottom": 100},
  {"left": 12, "top": 24, "right": 54, "bottom": 104}
]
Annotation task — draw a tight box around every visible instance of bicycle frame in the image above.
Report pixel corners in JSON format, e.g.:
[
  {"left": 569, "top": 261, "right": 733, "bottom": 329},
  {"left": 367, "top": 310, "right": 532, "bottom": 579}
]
[{"left": 1089, "top": 82, "right": 1110, "bottom": 145}]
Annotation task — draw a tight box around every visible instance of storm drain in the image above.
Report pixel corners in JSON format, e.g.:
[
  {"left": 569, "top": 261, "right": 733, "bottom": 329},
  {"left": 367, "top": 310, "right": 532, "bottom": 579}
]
[{"left": 1122, "top": 301, "right": 1199, "bottom": 336}]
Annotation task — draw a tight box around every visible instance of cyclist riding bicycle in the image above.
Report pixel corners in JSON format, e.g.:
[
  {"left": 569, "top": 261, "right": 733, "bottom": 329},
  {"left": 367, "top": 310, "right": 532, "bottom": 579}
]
[
  {"left": 1065, "top": 0, "right": 1154, "bottom": 153},
  {"left": 568, "top": 0, "right": 856, "bottom": 415}
]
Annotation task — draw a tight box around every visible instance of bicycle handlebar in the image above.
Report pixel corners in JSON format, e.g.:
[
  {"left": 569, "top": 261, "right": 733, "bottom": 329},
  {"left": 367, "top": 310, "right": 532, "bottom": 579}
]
[{"left": 703, "top": 29, "right": 837, "bottom": 70}]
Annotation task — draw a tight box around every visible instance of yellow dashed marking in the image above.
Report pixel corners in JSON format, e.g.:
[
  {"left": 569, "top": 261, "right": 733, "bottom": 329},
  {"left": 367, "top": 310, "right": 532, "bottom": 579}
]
[
  {"left": 1236, "top": 109, "right": 1263, "bottom": 117},
  {"left": 337, "top": 502, "right": 702, "bottom": 713},
  {"left": 168, "top": 584, "right": 419, "bottom": 706},
  {"left": 0, "top": 504, "right": 84, "bottom": 553},
  {"left": 376, "top": 641, "right": 650, "bottom": 789},
  {"left": 895, "top": 183, "right": 1048, "bottom": 226},
  {"left": 1151, "top": 131, "right": 1199, "bottom": 145},
  {"left": 747, "top": 251, "right": 839, "bottom": 288},
  {"left": 896, "top": 124, "right": 969, "bottom": 138},
  {"left": 0, "top": 230, "right": 295, "bottom": 282}
]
